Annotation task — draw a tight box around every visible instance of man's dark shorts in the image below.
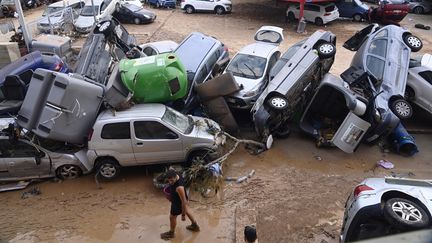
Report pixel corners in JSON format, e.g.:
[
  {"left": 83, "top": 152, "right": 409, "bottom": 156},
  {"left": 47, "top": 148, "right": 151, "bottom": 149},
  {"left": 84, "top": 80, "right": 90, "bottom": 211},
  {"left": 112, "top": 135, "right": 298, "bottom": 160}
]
[{"left": 170, "top": 202, "right": 182, "bottom": 216}]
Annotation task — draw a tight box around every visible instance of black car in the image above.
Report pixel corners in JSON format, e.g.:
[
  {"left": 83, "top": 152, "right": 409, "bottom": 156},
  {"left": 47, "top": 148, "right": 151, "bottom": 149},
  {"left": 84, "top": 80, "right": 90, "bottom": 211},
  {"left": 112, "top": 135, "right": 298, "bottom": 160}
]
[{"left": 114, "top": 3, "right": 156, "bottom": 25}]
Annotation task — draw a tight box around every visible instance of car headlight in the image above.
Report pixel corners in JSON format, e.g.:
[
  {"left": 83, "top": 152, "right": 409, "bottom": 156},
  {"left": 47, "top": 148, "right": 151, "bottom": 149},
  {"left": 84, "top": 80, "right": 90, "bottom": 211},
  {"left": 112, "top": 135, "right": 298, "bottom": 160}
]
[
  {"left": 143, "top": 14, "right": 150, "bottom": 18},
  {"left": 243, "top": 90, "right": 257, "bottom": 97}
]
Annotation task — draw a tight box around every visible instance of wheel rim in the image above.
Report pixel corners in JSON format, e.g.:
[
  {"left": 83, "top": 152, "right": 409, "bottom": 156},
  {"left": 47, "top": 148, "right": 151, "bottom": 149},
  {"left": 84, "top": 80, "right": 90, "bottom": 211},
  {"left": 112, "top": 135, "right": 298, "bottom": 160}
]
[
  {"left": 99, "top": 22, "right": 110, "bottom": 32},
  {"left": 316, "top": 18, "right": 323, "bottom": 25},
  {"left": 217, "top": 7, "right": 223, "bottom": 14},
  {"left": 414, "top": 7, "right": 422, "bottom": 14},
  {"left": 100, "top": 164, "right": 116, "bottom": 178},
  {"left": 271, "top": 97, "right": 287, "bottom": 108},
  {"left": 319, "top": 44, "right": 334, "bottom": 54},
  {"left": 391, "top": 201, "right": 422, "bottom": 222},
  {"left": 407, "top": 36, "right": 421, "bottom": 48},
  {"left": 59, "top": 165, "right": 80, "bottom": 179},
  {"left": 135, "top": 18, "right": 140, "bottom": 24},
  {"left": 192, "top": 156, "right": 205, "bottom": 164},
  {"left": 187, "top": 7, "right": 192, "bottom": 13},
  {"left": 354, "top": 14, "right": 361, "bottom": 21},
  {"left": 395, "top": 101, "right": 410, "bottom": 117}
]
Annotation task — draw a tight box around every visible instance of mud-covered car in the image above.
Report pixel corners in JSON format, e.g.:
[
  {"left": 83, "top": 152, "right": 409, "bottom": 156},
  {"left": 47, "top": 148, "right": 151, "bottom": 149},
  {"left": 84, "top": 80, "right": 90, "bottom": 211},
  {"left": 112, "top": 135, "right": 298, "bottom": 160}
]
[
  {"left": 251, "top": 30, "right": 336, "bottom": 143},
  {"left": 341, "top": 178, "right": 432, "bottom": 242},
  {"left": 119, "top": 53, "right": 188, "bottom": 103},
  {"left": 0, "top": 131, "right": 90, "bottom": 182},
  {"left": 87, "top": 104, "right": 224, "bottom": 179},
  {"left": 343, "top": 24, "right": 422, "bottom": 142},
  {"left": 406, "top": 54, "right": 432, "bottom": 115}
]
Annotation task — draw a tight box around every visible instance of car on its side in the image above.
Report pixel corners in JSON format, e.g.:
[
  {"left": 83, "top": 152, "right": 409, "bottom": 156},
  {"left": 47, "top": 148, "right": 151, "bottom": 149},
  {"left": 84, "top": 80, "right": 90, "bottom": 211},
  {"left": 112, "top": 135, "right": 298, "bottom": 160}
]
[
  {"left": 37, "top": 0, "right": 85, "bottom": 34},
  {"left": 181, "top": 0, "right": 232, "bottom": 15},
  {"left": 369, "top": 0, "right": 409, "bottom": 25},
  {"left": 251, "top": 30, "right": 336, "bottom": 143},
  {"left": 148, "top": 0, "right": 176, "bottom": 8},
  {"left": 0, "top": 132, "right": 90, "bottom": 182},
  {"left": 113, "top": 3, "right": 156, "bottom": 24},
  {"left": 224, "top": 26, "right": 283, "bottom": 110},
  {"left": 87, "top": 104, "right": 224, "bottom": 179},
  {"left": 407, "top": 0, "right": 431, "bottom": 14},
  {"left": 336, "top": 0, "right": 369, "bottom": 21},
  {"left": 174, "top": 32, "right": 229, "bottom": 113},
  {"left": 406, "top": 54, "right": 432, "bottom": 115},
  {"left": 341, "top": 177, "right": 432, "bottom": 242},
  {"left": 74, "top": 0, "right": 120, "bottom": 33},
  {"left": 286, "top": 3, "right": 340, "bottom": 26},
  {"left": 139, "top": 40, "right": 178, "bottom": 56},
  {"left": 344, "top": 24, "right": 422, "bottom": 142}
]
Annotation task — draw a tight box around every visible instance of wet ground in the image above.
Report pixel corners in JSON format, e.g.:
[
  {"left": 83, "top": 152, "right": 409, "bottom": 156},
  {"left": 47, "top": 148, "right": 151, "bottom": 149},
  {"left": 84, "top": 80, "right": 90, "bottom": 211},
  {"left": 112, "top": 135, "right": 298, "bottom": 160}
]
[{"left": 1, "top": 1, "right": 432, "bottom": 242}]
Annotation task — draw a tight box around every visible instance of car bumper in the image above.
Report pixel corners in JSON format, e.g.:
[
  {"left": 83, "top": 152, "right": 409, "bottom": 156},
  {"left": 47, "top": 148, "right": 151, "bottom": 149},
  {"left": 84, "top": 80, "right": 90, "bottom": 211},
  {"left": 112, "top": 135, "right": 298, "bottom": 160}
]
[
  {"left": 322, "top": 13, "right": 339, "bottom": 24},
  {"left": 75, "top": 25, "right": 93, "bottom": 34}
]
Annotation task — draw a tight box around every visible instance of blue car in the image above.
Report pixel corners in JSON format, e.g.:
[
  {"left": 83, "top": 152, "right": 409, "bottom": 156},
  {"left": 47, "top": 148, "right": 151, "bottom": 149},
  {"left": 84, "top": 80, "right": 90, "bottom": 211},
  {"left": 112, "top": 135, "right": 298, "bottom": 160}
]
[
  {"left": 0, "top": 51, "right": 69, "bottom": 114},
  {"left": 148, "top": 0, "right": 176, "bottom": 8},
  {"left": 336, "top": 0, "right": 369, "bottom": 21}
]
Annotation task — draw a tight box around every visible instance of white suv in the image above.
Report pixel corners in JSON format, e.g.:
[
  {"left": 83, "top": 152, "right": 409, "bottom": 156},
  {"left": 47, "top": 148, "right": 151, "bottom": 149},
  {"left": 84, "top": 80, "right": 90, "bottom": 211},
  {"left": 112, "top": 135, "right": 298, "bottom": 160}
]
[
  {"left": 181, "top": 0, "right": 232, "bottom": 15},
  {"left": 286, "top": 3, "right": 339, "bottom": 26}
]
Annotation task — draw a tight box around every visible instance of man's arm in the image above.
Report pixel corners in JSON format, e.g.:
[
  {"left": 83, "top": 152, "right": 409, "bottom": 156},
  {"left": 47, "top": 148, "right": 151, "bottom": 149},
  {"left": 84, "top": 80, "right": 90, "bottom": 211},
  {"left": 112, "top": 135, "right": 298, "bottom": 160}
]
[{"left": 176, "top": 186, "right": 188, "bottom": 216}]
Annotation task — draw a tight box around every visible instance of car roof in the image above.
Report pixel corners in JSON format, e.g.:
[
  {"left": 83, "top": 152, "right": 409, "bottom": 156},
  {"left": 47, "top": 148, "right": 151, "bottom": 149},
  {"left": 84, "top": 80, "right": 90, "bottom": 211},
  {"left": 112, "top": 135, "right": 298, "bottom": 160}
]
[
  {"left": 83, "top": 0, "right": 104, "bottom": 6},
  {"left": 175, "top": 32, "right": 219, "bottom": 73},
  {"left": 48, "top": 0, "right": 84, "bottom": 7},
  {"left": 238, "top": 42, "right": 277, "bottom": 58},
  {"left": 97, "top": 104, "right": 166, "bottom": 121}
]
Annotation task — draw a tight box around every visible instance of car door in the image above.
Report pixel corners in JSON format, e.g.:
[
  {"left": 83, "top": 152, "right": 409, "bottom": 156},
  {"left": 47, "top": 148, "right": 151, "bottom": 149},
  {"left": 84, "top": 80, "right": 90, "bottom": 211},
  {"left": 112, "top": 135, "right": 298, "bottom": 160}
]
[
  {"left": 1, "top": 140, "right": 51, "bottom": 178},
  {"left": 416, "top": 70, "right": 432, "bottom": 110},
  {"left": 132, "top": 120, "right": 184, "bottom": 164},
  {"left": 198, "top": 0, "right": 214, "bottom": 10},
  {"left": 99, "top": 122, "right": 136, "bottom": 166},
  {"left": 303, "top": 4, "right": 315, "bottom": 22}
]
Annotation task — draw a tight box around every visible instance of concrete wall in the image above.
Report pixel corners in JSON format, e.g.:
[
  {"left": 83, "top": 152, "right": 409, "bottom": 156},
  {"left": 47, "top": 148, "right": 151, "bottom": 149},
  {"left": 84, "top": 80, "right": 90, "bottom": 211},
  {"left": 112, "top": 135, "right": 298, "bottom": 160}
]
[{"left": 0, "top": 42, "right": 20, "bottom": 69}]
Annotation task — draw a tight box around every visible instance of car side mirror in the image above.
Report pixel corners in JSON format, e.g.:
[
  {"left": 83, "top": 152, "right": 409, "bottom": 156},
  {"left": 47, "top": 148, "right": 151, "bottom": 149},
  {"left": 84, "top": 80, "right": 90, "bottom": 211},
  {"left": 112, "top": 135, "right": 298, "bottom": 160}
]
[{"left": 165, "top": 131, "right": 178, "bottom": 139}]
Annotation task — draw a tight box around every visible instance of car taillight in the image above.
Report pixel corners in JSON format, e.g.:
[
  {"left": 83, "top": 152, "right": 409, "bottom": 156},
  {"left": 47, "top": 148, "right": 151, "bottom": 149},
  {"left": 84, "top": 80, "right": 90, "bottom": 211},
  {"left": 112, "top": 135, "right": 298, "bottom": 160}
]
[
  {"left": 324, "top": 12, "right": 331, "bottom": 16},
  {"left": 88, "top": 129, "right": 94, "bottom": 141},
  {"left": 354, "top": 185, "right": 374, "bottom": 198},
  {"left": 54, "top": 62, "right": 63, "bottom": 71}
]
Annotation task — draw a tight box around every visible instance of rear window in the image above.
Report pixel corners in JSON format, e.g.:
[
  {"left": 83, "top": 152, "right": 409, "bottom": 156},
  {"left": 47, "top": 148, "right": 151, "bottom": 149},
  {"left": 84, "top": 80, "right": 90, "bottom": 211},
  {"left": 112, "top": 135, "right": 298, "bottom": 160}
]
[
  {"left": 101, "top": 122, "right": 131, "bottom": 139},
  {"left": 175, "top": 34, "right": 216, "bottom": 73},
  {"left": 325, "top": 5, "right": 335, "bottom": 12}
]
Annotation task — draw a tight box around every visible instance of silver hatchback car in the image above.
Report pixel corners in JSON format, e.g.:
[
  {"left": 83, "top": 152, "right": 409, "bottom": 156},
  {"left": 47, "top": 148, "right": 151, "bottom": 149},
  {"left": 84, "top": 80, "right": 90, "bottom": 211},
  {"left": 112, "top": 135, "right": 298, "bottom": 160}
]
[
  {"left": 87, "top": 104, "right": 224, "bottom": 179},
  {"left": 341, "top": 177, "right": 432, "bottom": 242}
]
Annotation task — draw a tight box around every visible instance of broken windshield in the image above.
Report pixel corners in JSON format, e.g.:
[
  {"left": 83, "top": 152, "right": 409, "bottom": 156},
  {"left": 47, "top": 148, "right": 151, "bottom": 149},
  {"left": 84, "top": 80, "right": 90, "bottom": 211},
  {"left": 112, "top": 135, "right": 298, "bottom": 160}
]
[{"left": 162, "top": 106, "right": 193, "bottom": 134}]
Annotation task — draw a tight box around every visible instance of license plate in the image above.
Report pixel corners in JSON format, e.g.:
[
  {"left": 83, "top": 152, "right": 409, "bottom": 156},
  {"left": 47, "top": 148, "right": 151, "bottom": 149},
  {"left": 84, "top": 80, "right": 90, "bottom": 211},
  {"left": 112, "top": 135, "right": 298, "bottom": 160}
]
[{"left": 394, "top": 10, "right": 402, "bottom": 13}]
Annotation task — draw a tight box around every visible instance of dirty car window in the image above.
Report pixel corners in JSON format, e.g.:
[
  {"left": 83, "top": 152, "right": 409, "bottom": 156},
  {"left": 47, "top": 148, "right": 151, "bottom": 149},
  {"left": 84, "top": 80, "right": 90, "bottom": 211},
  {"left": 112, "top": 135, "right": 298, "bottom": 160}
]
[
  {"left": 101, "top": 123, "right": 131, "bottom": 139},
  {"left": 369, "top": 39, "right": 387, "bottom": 58},
  {"left": 366, "top": 56, "right": 385, "bottom": 81},
  {"left": 226, "top": 54, "right": 266, "bottom": 79},
  {"left": 162, "top": 107, "right": 192, "bottom": 134},
  {"left": 81, "top": 5, "right": 99, "bottom": 16}
]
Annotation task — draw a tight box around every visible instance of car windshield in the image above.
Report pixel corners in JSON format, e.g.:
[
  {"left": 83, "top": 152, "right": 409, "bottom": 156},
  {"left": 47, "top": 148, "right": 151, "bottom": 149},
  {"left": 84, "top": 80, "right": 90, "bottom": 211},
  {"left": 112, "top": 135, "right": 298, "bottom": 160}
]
[
  {"left": 162, "top": 106, "right": 193, "bottom": 134},
  {"left": 226, "top": 54, "right": 267, "bottom": 79},
  {"left": 81, "top": 5, "right": 99, "bottom": 16},
  {"left": 126, "top": 4, "right": 143, "bottom": 12},
  {"left": 42, "top": 7, "right": 64, "bottom": 16}
]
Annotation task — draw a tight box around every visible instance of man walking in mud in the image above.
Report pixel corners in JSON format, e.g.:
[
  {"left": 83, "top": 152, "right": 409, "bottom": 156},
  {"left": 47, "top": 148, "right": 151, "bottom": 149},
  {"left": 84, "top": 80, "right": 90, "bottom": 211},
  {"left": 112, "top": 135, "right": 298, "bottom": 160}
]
[{"left": 161, "top": 170, "right": 200, "bottom": 240}]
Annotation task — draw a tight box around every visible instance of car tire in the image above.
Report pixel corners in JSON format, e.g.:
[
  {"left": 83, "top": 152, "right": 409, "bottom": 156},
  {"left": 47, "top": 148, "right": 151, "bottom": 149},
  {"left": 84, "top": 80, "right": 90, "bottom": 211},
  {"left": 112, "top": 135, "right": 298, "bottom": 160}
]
[
  {"left": 134, "top": 18, "right": 141, "bottom": 24},
  {"left": 287, "top": 12, "right": 295, "bottom": 22},
  {"left": 316, "top": 42, "right": 336, "bottom": 59},
  {"left": 185, "top": 5, "right": 194, "bottom": 14},
  {"left": 403, "top": 34, "right": 423, "bottom": 52},
  {"left": 215, "top": 6, "right": 224, "bottom": 15},
  {"left": 267, "top": 95, "right": 288, "bottom": 110},
  {"left": 384, "top": 198, "right": 430, "bottom": 230},
  {"left": 353, "top": 13, "right": 362, "bottom": 22},
  {"left": 94, "top": 20, "right": 114, "bottom": 36},
  {"left": 274, "top": 123, "right": 291, "bottom": 138},
  {"left": 391, "top": 99, "right": 413, "bottom": 119},
  {"left": 97, "top": 158, "right": 120, "bottom": 180},
  {"left": 56, "top": 165, "right": 82, "bottom": 180},
  {"left": 188, "top": 150, "right": 211, "bottom": 166},
  {"left": 315, "top": 17, "right": 324, "bottom": 26},
  {"left": 413, "top": 6, "right": 424, "bottom": 14}
]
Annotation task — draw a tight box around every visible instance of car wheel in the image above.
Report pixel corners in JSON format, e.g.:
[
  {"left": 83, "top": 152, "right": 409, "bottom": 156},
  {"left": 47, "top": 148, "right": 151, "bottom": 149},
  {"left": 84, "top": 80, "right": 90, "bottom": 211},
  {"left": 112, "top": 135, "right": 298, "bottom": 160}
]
[
  {"left": 315, "top": 17, "right": 324, "bottom": 26},
  {"left": 353, "top": 13, "right": 362, "bottom": 22},
  {"left": 274, "top": 123, "right": 291, "bottom": 138},
  {"left": 94, "top": 20, "right": 114, "bottom": 36},
  {"left": 403, "top": 34, "right": 423, "bottom": 52},
  {"left": 384, "top": 198, "right": 430, "bottom": 230},
  {"left": 134, "top": 18, "right": 141, "bottom": 24},
  {"left": 391, "top": 99, "right": 413, "bottom": 119},
  {"left": 267, "top": 95, "right": 288, "bottom": 110},
  {"left": 185, "top": 5, "right": 194, "bottom": 14},
  {"left": 215, "top": 6, "right": 224, "bottom": 15},
  {"left": 316, "top": 42, "right": 336, "bottom": 59},
  {"left": 188, "top": 150, "right": 210, "bottom": 166},
  {"left": 413, "top": 6, "right": 424, "bottom": 14},
  {"left": 287, "top": 12, "right": 295, "bottom": 22},
  {"left": 97, "top": 158, "right": 120, "bottom": 180},
  {"left": 56, "top": 165, "right": 82, "bottom": 180}
]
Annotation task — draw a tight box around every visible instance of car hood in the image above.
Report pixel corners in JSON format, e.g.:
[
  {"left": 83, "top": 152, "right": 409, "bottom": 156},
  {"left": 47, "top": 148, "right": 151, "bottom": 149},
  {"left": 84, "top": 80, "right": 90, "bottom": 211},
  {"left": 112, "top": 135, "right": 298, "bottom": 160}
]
[
  {"left": 190, "top": 117, "right": 224, "bottom": 145},
  {"left": 38, "top": 16, "right": 62, "bottom": 25},
  {"left": 137, "top": 9, "right": 155, "bottom": 17},
  {"left": 232, "top": 75, "right": 263, "bottom": 95},
  {"left": 75, "top": 16, "right": 95, "bottom": 28}
]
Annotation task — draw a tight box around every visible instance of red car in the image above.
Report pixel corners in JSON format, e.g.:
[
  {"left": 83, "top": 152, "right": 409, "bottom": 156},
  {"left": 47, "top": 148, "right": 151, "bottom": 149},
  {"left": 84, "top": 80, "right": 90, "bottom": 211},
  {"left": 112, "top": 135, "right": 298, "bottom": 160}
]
[{"left": 369, "top": 0, "right": 409, "bottom": 25}]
